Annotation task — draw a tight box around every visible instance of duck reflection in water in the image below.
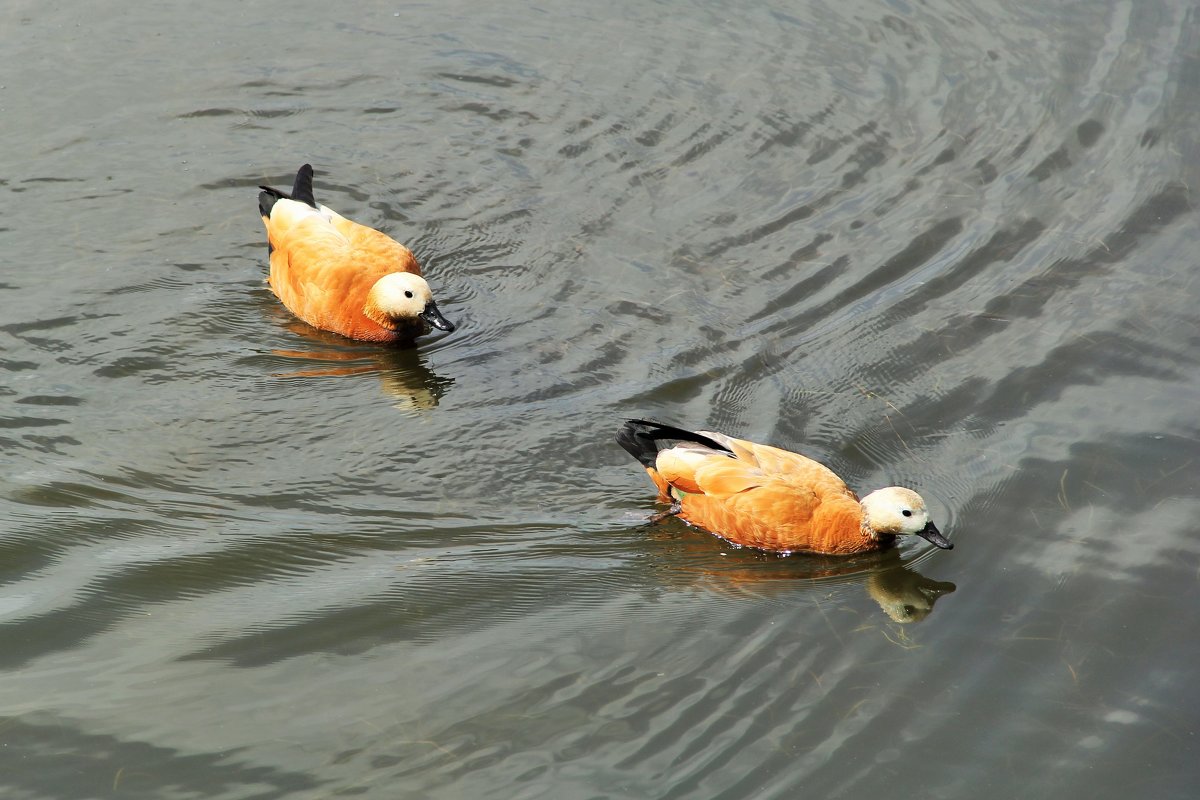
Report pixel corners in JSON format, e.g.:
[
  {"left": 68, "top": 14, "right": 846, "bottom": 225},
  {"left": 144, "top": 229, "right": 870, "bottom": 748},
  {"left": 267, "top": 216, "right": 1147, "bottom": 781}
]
[
  {"left": 269, "top": 319, "right": 454, "bottom": 413},
  {"left": 865, "top": 557, "right": 956, "bottom": 623},
  {"left": 641, "top": 524, "right": 957, "bottom": 623}
]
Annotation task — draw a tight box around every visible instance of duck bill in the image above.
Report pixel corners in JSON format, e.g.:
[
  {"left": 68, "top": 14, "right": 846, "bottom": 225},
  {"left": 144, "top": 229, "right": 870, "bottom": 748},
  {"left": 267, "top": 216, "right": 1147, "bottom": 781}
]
[
  {"left": 419, "top": 301, "right": 456, "bottom": 332},
  {"left": 915, "top": 521, "right": 953, "bottom": 549}
]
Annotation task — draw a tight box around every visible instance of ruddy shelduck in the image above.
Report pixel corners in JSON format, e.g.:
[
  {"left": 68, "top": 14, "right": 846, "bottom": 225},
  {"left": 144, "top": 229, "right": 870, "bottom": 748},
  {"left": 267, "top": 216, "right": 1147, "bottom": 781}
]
[
  {"left": 257, "top": 164, "right": 455, "bottom": 342},
  {"left": 617, "top": 419, "right": 953, "bottom": 555}
]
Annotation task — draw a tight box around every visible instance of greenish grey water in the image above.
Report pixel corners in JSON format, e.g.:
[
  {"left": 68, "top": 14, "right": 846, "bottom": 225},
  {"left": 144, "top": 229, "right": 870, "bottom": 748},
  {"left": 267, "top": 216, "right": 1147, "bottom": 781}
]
[{"left": 3, "top": 1, "right": 1199, "bottom": 798}]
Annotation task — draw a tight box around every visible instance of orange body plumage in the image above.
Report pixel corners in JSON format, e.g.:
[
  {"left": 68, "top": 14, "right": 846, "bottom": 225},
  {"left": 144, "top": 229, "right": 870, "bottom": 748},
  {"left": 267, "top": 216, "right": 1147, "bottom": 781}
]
[
  {"left": 258, "top": 165, "right": 455, "bottom": 342},
  {"left": 617, "top": 420, "right": 951, "bottom": 555}
]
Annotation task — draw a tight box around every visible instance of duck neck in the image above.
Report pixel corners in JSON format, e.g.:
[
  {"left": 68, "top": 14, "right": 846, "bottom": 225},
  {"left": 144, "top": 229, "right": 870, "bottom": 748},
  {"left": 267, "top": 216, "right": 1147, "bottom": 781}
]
[
  {"left": 860, "top": 509, "right": 896, "bottom": 548},
  {"left": 860, "top": 515, "right": 877, "bottom": 542}
]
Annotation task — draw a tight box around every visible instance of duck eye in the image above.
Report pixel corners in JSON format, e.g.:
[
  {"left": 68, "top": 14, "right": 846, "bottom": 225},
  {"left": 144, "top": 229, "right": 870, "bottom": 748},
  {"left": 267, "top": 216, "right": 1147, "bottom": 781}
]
[
  {"left": 404, "top": 290, "right": 414, "bottom": 298},
  {"left": 901, "top": 509, "right": 913, "bottom": 517}
]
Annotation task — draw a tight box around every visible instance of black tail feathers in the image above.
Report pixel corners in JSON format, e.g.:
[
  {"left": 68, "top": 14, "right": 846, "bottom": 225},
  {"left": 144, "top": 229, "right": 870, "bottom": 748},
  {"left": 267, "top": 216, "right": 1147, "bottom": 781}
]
[
  {"left": 616, "top": 419, "right": 732, "bottom": 468},
  {"left": 290, "top": 164, "right": 316, "bottom": 207},
  {"left": 257, "top": 163, "right": 318, "bottom": 218}
]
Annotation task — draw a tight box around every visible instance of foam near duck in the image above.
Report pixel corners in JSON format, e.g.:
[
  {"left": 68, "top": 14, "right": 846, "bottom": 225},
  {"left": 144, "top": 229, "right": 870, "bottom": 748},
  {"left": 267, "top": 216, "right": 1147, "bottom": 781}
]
[
  {"left": 617, "top": 419, "right": 952, "bottom": 555},
  {"left": 257, "top": 164, "right": 455, "bottom": 342}
]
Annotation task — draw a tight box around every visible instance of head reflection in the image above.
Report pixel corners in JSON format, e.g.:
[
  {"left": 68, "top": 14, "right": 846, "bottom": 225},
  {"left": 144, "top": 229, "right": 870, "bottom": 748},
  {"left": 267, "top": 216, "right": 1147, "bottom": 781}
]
[
  {"left": 270, "top": 322, "right": 453, "bottom": 413},
  {"left": 865, "top": 560, "right": 956, "bottom": 623},
  {"left": 642, "top": 523, "right": 957, "bottom": 623}
]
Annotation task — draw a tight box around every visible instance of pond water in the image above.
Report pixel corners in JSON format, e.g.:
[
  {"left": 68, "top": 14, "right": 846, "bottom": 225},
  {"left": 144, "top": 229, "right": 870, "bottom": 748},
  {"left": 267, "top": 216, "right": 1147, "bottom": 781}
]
[{"left": 3, "top": 1, "right": 1199, "bottom": 798}]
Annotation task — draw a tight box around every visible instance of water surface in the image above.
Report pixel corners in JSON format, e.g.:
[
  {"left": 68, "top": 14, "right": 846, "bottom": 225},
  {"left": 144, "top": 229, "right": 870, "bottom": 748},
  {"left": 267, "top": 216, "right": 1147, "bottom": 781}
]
[{"left": 3, "top": 1, "right": 1199, "bottom": 798}]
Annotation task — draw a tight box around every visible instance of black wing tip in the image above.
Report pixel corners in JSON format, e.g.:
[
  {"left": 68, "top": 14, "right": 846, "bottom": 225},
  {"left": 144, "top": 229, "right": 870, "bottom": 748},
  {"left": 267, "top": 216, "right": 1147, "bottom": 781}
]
[
  {"left": 257, "top": 164, "right": 318, "bottom": 214},
  {"left": 616, "top": 420, "right": 660, "bottom": 468},
  {"left": 291, "top": 163, "right": 317, "bottom": 208},
  {"left": 616, "top": 419, "right": 733, "bottom": 468},
  {"left": 257, "top": 189, "right": 281, "bottom": 218},
  {"left": 628, "top": 419, "right": 732, "bottom": 452}
]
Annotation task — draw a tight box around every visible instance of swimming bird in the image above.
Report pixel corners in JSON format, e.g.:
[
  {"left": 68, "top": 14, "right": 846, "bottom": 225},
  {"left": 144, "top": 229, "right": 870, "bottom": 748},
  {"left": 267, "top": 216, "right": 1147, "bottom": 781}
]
[
  {"left": 257, "top": 164, "right": 455, "bottom": 342},
  {"left": 616, "top": 419, "right": 952, "bottom": 555}
]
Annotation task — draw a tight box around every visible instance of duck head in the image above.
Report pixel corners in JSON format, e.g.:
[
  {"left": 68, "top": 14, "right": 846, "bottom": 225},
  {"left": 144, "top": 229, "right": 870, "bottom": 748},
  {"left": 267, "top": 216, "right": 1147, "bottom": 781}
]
[
  {"left": 859, "top": 487, "right": 952, "bottom": 549},
  {"left": 364, "top": 272, "right": 456, "bottom": 334}
]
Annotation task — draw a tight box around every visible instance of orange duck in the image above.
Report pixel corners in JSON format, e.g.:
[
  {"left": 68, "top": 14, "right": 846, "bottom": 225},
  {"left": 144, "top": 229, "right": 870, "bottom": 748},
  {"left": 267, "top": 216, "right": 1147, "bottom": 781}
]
[
  {"left": 257, "top": 164, "right": 455, "bottom": 342},
  {"left": 617, "top": 419, "right": 952, "bottom": 555}
]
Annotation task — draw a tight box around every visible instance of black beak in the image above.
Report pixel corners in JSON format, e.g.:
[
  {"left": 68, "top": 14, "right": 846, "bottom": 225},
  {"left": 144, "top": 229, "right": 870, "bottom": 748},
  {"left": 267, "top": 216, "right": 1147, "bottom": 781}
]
[
  {"left": 915, "top": 521, "right": 953, "bottom": 550},
  {"left": 419, "top": 301, "right": 456, "bottom": 332}
]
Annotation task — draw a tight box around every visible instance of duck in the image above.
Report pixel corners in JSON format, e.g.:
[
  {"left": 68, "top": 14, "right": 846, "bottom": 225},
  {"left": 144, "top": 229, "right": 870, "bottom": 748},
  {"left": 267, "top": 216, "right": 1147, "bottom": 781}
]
[
  {"left": 616, "top": 419, "right": 952, "bottom": 555},
  {"left": 257, "top": 164, "right": 455, "bottom": 342}
]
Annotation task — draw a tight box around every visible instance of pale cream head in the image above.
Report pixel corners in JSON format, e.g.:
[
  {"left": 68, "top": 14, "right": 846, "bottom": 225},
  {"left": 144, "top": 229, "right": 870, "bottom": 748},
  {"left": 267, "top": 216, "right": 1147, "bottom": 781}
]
[
  {"left": 363, "top": 273, "right": 455, "bottom": 332},
  {"left": 860, "top": 487, "right": 952, "bottom": 548},
  {"left": 365, "top": 272, "right": 434, "bottom": 322},
  {"left": 860, "top": 487, "right": 929, "bottom": 534}
]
